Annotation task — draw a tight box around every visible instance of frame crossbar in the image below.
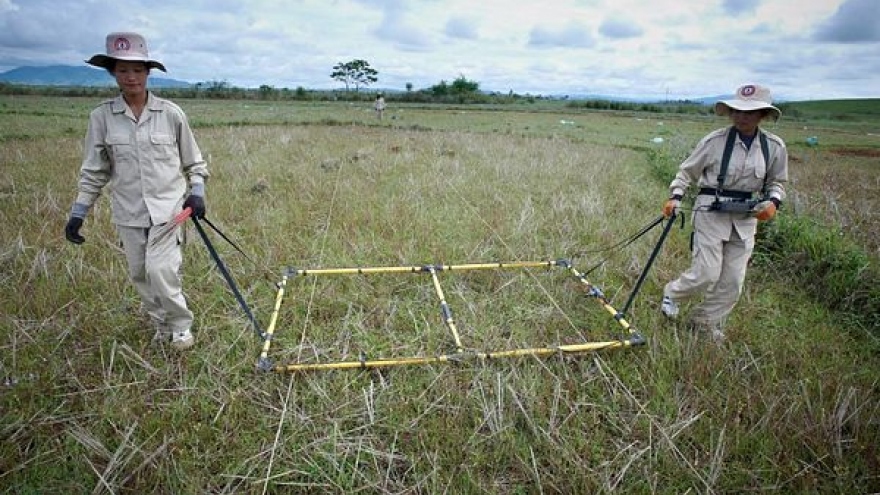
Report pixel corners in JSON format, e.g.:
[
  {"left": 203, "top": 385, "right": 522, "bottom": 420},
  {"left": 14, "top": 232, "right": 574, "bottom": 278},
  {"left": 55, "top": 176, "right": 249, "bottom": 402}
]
[{"left": 257, "top": 258, "right": 644, "bottom": 372}]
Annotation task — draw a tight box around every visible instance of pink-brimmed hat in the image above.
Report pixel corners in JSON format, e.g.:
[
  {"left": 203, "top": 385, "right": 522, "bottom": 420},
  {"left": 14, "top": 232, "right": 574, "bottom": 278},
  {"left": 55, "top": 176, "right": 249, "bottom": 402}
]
[
  {"left": 715, "top": 84, "right": 781, "bottom": 120},
  {"left": 86, "top": 32, "right": 166, "bottom": 72}
]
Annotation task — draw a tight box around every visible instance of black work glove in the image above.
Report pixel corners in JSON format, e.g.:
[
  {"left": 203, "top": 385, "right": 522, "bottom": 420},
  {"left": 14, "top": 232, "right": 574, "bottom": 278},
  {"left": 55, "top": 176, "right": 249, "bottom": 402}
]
[
  {"left": 183, "top": 195, "right": 206, "bottom": 219},
  {"left": 65, "top": 217, "right": 85, "bottom": 244}
]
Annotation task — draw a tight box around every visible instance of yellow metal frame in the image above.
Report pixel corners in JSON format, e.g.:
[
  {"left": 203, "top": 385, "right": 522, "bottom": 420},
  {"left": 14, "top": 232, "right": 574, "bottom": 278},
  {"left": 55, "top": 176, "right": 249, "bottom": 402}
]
[{"left": 256, "top": 259, "right": 644, "bottom": 373}]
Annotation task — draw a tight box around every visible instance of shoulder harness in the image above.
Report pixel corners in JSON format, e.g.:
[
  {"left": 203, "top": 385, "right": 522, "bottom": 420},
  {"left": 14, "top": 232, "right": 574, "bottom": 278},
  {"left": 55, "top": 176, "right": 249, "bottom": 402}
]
[{"left": 716, "top": 125, "right": 770, "bottom": 198}]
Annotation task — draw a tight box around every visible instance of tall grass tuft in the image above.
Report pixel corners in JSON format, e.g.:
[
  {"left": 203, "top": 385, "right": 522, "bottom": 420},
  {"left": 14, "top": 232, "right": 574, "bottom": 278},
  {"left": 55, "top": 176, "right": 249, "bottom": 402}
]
[{"left": 755, "top": 215, "right": 880, "bottom": 336}]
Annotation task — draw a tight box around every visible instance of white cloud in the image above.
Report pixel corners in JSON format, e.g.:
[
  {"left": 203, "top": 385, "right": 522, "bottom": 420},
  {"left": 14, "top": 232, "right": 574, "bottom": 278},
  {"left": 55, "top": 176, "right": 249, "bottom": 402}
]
[
  {"left": 529, "top": 21, "right": 596, "bottom": 48},
  {"left": 599, "top": 18, "right": 643, "bottom": 39},
  {"left": 0, "top": 0, "right": 877, "bottom": 99},
  {"left": 722, "top": 0, "right": 761, "bottom": 16},
  {"left": 0, "top": 0, "right": 19, "bottom": 14},
  {"left": 444, "top": 16, "right": 479, "bottom": 40},
  {"left": 373, "top": 9, "right": 434, "bottom": 50}
]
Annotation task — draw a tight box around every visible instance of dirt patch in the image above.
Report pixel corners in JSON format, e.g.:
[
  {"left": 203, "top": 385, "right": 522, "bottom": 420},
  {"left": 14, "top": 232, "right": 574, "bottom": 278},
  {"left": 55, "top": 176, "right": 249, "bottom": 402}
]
[{"left": 828, "top": 147, "right": 880, "bottom": 158}]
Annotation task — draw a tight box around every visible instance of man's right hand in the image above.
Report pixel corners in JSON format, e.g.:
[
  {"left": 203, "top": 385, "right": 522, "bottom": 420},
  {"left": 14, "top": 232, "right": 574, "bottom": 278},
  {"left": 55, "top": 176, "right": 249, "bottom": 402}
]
[
  {"left": 752, "top": 199, "right": 778, "bottom": 221},
  {"left": 65, "top": 217, "right": 85, "bottom": 244},
  {"left": 183, "top": 194, "right": 206, "bottom": 219},
  {"left": 662, "top": 197, "right": 681, "bottom": 218}
]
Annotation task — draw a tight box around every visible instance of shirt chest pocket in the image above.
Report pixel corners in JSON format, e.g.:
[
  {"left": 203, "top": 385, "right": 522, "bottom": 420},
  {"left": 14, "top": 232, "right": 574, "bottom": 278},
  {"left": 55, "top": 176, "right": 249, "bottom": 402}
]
[
  {"left": 106, "top": 133, "right": 134, "bottom": 163},
  {"left": 150, "top": 133, "right": 177, "bottom": 163},
  {"left": 737, "top": 147, "right": 767, "bottom": 184},
  {"left": 752, "top": 148, "right": 767, "bottom": 180}
]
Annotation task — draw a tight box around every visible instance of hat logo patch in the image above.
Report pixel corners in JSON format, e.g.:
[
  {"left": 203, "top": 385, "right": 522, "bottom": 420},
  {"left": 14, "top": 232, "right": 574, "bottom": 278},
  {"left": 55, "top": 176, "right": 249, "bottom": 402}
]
[
  {"left": 113, "top": 37, "right": 131, "bottom": 51},
  {"left": 740, "top": 85, "right": 756, "bottom": 97}
]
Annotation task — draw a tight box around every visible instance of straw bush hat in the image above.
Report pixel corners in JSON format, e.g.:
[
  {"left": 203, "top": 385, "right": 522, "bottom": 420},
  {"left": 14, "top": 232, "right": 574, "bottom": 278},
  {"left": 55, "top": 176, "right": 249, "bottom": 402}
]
[
  {"left": 715, "top": 84, "right": 781, "bottom": 120},
  {"left": 86, "top": 32, "right": 166, "bottom": 72}
]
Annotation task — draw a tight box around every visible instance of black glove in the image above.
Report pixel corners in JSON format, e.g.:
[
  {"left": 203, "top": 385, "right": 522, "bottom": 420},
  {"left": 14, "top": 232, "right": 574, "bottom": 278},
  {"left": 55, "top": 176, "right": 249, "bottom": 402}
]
[
  {"left": 65, "top": 217, "right": 85, "bottom": 244},
  {"left": 183, "top": 195, "right": 206, "bottom": 219}
]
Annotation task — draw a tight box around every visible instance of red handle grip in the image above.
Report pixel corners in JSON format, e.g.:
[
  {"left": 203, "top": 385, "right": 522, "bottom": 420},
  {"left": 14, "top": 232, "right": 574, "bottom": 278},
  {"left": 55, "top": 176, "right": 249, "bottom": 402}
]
[{"left": 173, "top": 206, "right": 193, "bottom": 225}]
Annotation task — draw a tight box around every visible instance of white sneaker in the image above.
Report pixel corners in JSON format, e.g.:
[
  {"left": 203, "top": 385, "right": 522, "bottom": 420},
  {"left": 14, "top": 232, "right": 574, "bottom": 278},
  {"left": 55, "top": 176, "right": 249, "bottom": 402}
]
[
  {"left": 660, "top": 296, "right": 679, "bottom": 319},
  {"left": 171, "top": 329, "right": 195, "bottom": 350}
]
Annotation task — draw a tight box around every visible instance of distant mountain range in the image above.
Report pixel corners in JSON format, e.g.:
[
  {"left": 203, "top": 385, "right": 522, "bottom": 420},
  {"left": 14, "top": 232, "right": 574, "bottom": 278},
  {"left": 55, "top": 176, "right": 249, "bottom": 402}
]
[{"left": 0, "top": 65, "right": 192, "bottom": 88}]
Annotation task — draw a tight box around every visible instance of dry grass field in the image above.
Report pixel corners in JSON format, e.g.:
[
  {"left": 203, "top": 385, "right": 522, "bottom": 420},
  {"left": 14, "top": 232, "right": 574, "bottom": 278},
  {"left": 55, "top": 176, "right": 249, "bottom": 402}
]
[{"left": 1, "top": 94, "right": 878, "bottom": 493}]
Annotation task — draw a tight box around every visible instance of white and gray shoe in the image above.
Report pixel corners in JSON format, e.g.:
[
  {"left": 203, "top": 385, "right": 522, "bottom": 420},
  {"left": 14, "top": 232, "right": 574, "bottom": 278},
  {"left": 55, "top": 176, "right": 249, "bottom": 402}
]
[
  {"left": 660, "top": 296, "right": 679, "bottom": 319},
  {"left": 171, "top": 329, "right": 195, "bottom": 350}
]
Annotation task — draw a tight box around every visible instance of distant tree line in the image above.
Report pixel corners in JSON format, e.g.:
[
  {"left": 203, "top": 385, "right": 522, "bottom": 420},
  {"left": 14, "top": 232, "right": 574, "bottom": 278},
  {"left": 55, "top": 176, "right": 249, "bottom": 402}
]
[
  {"left": 0, "top": 80, "right": 725, "bottom": 115},
  {"left": 0, "top": 55, "right": 720, "bottom": 116},
  {"left": 566, "top": 99, "right": 716, "bottom": 116},
  {"left": 0, "top": 79, "right": 547, "bottom": 104},
  {"left": 0, "top": 54, "right": 727, "bottom": 117},
  {"left": 1, "top": 56, "right": 822, "bottom": 119}
]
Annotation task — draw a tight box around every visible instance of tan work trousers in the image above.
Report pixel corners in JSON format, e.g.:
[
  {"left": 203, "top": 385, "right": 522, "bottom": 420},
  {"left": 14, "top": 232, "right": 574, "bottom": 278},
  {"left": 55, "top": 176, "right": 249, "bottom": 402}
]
[
  {"left": 664, "top": 224, "right": 754, "bottom": 325},
  {"left": 117, "top": 224, "right": 193, "bottom": 333}
]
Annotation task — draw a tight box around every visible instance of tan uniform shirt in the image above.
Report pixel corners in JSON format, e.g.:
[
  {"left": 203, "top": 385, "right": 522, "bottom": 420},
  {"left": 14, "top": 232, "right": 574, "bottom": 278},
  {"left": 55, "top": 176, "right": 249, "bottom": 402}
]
[
  {"left": 669, "top": 126, "right": 788, "bottom": 240},
  {"left": 75, "top": 93, "right": 208, "bottom": 227}
]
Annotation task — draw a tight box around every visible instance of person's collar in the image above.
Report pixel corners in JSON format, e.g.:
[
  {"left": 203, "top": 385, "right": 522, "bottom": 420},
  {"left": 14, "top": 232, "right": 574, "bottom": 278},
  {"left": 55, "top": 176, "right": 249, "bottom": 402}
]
[
  {"left": 146, "top": 91, "right": 163, "bottom": 111},
  {"left": 736, "top": 127, "right": 758, "bottom": 148}
]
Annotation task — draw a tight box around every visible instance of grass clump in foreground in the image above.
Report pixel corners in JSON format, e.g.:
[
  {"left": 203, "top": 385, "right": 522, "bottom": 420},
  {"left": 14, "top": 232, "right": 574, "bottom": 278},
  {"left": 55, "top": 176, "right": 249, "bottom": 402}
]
[{"left": 1, "top": 97, "right": 879, "bottom": 493}]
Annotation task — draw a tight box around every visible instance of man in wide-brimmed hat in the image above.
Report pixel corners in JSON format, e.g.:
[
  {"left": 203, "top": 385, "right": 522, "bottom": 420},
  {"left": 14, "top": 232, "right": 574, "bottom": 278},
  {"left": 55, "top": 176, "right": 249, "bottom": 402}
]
[
  {"left": 658, "top": 84, "right": 789, "bottom": 343},
  {"left": 65, "top": 32, "right": 209, "bottom": 350}
]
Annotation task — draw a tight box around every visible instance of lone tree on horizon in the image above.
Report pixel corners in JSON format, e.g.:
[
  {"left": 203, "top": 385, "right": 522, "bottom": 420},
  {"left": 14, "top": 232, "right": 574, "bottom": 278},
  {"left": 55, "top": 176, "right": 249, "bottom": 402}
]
[{"left": 330, "top": 59, "right": 378, "bottom": 92}]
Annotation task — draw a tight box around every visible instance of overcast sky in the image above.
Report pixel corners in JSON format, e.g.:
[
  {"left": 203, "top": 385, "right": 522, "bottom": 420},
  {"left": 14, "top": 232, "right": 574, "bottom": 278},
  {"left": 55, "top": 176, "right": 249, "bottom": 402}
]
[{"left": 1, "top": 0, "right": 878, "bottom": 100}]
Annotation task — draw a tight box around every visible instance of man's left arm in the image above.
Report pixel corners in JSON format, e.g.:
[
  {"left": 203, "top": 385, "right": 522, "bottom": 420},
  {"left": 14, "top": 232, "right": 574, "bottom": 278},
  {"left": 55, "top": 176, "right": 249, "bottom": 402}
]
[
  {"left": 764, "top": 137, "right": 788, "bottom": 205},
  {"left": 172, "top": 108, "right": 208, "bottom": 218}
]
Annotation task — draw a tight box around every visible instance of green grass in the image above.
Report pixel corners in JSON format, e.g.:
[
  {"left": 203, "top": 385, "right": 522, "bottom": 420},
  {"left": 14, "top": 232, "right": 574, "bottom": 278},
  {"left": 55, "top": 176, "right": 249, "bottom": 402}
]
[
  {"left": 785, "top": 98, "right": 880, "bottom": 120},
  {"left": 1, "top": 95, "right": 879, "bottom": 493}
]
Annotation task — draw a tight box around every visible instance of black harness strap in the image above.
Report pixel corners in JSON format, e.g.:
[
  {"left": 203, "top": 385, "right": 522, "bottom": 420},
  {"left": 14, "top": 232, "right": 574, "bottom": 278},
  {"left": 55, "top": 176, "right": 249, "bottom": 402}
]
[
  {"left": 716, "top": 127, "right": 739, "bottom": 194},
  {"left": 759, "top": 132, "right": 770, "bottom": 196},
  {"left": 716, "top": 126, "right": 771, "bottom": 199}
]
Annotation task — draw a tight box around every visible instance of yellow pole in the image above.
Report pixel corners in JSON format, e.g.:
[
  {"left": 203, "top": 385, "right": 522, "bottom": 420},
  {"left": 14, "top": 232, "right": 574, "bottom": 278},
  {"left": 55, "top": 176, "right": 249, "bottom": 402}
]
[
  {"left": 291, "top": 266, "right": 425, "bottom": 276},
  {"left": 257, "top": 272, "right": 288, "bottom": 370},
  {"left": 564, "top": 264, "right": 633, "bottom": 332},
  {"left": 277, "top": 339, "right": 636, "bottom": 372},
  {"left": 427, "top": 266, "right": 465, "bottom": 352},
  {"left": 287, "top": 260, "right": 561, "bottom": 277},
  {"left": 437, "top": 260, "right": 559, "bottom": 271},
  {"left": 479, "top": 341, "right": 629, "bottom": 358},
  {"left": 278, "top": 354, "right": 455, "bottom": 372}
]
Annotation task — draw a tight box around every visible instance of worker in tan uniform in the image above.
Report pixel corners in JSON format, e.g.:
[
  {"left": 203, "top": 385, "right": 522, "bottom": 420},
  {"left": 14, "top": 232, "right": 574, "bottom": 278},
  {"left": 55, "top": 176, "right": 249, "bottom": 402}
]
[
  {"left": 374, "top": 93, "right": 386, "bottom": 119},
  {"left": 660, "top": 84, "right": 788, "bottom": 342},
  {"left": 64, "top": 32, "right": 209, "bottom": 350}
]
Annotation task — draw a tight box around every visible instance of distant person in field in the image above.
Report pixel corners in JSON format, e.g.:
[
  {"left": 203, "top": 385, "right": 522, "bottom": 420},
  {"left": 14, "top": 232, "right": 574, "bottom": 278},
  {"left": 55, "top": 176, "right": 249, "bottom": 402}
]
[
  {"left": 64, "top": 32, "right": 209, "bottom": 350},
  {"left": 374, "top": 93, "right": 386, "bottom": 119},
  {"left": 659, "top": 84, "right": 788, "bottom": 343}
]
